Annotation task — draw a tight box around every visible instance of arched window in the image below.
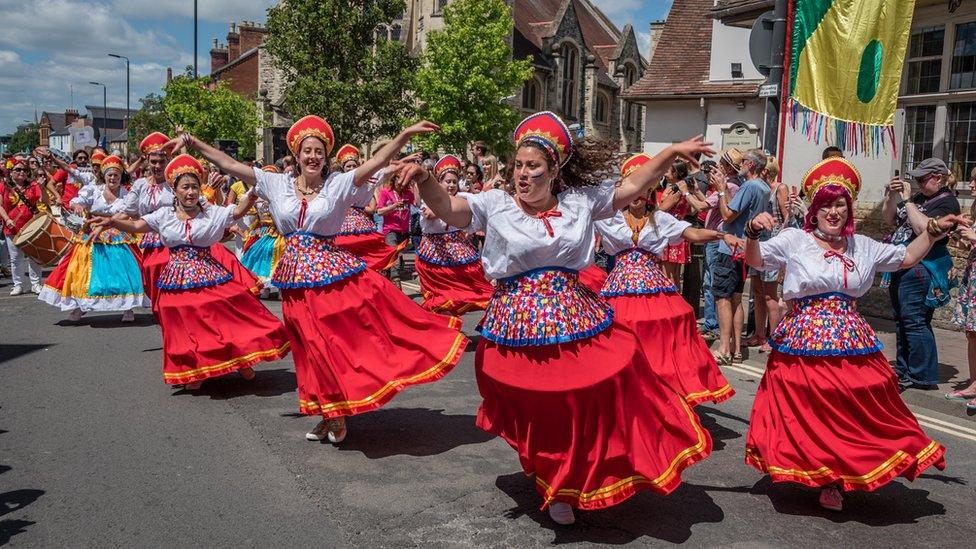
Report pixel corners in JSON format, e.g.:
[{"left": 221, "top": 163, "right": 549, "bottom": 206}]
[
  {"left": 390, "top": 23, "right": 402, "bottom": 42},
  {"left": 560, "top": 43, "right": 578, "bottom": 117},
  {"left": 375, "top": 25, "right": 388, "bottom": 43},
  {"left": 522, "top": 78, "right": 539, "bottom": 110},
  {"left": 436, "top": 0, "right": 449, "bottom": 13},
  {"left": 624, "top": 64, "right": 638, "bottom": 129},
  {"left": 595, "top": 92, "right": 608, "bottom": 123}
]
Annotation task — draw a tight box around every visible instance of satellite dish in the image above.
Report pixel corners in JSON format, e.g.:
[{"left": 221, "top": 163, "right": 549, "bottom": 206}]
[{"left": 749, "top": 11, "right": 776, "bottom": 77}]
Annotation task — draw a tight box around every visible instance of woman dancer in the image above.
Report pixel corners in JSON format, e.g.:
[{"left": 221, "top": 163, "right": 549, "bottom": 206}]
[
  {"left": 240, "top": 165, "right": 287, "bottom": 289},
  {"left": 38, "top": 154, "right": 148, "bottom": 322},
  {"left": 415, "top": 154, "right": 493, "bottom": 315},
  {"left": 331, "top": 144, "right": 407, "bottom": 272},
  {"left": 596, "top": 153, "right": 736, "bottom": 406},
  {"left": 744, "top": 157, "right": 956, "bottom": 511},
  {"left": 400, "top": 112, "right": 714, "bottom": 525},
  {"left": 120, "top": 132, "right": 260, "bottom": 313},
  {"left": 170, "top": 115, "right": 466, "bottom": 443},
  {"left": 94, "top": 155, "right": 290, "bottom": 390}
]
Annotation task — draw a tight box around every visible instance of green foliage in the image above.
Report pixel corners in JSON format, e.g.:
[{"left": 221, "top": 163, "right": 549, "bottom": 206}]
[
  {"left": 129, "top": 77, "right": 261, "bottom": 159},
  {"left": 414, "top": 0, "right": 533, "bottom": 155},
  {"left": 8, "top": 123, "right": 39, "bottom": 154},
  {"left": 264, "top": 0, "right": 416, "bottom": 147}
]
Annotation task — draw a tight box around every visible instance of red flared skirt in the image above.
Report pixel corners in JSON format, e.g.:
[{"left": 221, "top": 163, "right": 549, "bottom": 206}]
[
  {"left": 142, "top": 244, "right": 261, "bottom": 314},
  {"left": 579, "top": 264, "right": 608, "bottom": 294},
  {"left": 746, "top": 350, "right": 946, "bottom": 492},
  {"left": 416, "top": 258, "right": 493, "bottom": 316},
  {"left": 476, "top": 323, "right": 712, "bottom": 511},
  {"left": 608, "top": 293, "right": 733, "bottom": 405},
  {"left": 280, "top": 268, "right": 466, "bottom": 419},
  {"left": 156, "top": 279, "right": 291, "bottom": 385},
  {"left": 334, "top": 232, "right": 407, "bottom": 272}
]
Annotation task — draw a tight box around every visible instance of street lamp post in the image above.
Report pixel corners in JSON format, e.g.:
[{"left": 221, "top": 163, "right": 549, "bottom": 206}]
[
  {"left": 108, "top": 54, "right": 130, "bottom": 132},
  {"left": 193, "top": 0, "right": 198, "bottom": 78},
  {"left": 89, "top": 81, "right": 107, "bottom": 148}
]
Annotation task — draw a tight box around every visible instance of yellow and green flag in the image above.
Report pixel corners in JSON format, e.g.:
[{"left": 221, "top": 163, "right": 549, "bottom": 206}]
[{"left": 788, "top": 0, "right": 916, "bottom": 155}]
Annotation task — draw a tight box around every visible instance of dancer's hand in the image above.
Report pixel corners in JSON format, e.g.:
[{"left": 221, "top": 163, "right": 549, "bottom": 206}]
[
  {"left": 403, "top": 120, "right": 440, "bottom": 137},
  {"left": 749, "top": 212, "right": 776, "bottom": 232},
  {"left": 670, "top": 135, "right": 715, "bottom": 170}
]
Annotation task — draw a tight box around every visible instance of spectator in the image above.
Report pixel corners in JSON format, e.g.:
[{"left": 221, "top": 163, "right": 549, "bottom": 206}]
[
  {"left": 710, "top": 148, "right": 770, "bottom": 364},
  {"left": 462, "top": 162, "right": 484, "bottom": 193},
  {"left": 745, "top": 156, "right": 788, "bottom": 352},
  {"left": 949, "top": 193, "right": 976, "bottom": 410},
  {"left": 882, "top": 158, "right": 960, "bottom": 390},
  {"left": 822, "top": 146, "right": 844, "bottom": 159},
  {"left": 657, "top": 161, "right": 695, "bottom": 286},
  {"left": 376, "top": 173, "right": 419, "bottom": 274},
  {"left": 0, "top": 157, "right": 48, "bottom": 295},
  {"left": 699, "top": 152, "right": 742, "bottom": 340}
]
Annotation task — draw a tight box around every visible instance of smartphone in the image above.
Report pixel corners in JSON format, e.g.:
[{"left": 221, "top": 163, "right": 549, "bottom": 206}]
[{"left": 894, "top": 169, "right": 900, "bottom": 178}]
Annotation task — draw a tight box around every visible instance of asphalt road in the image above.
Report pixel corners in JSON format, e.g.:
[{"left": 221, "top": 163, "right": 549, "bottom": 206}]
[{"left": 2, "top": 277, "right": 975, "bottom": 547}]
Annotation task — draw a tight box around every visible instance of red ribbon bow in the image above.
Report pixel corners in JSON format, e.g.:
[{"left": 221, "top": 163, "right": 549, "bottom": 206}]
[
  {"left": 824, "top": 250, "right": 857, "bottom": 289},
  {"left": 298, "top": 199, "right": 308, "bottom": 229},
  {"left": 536, "top": 208, "right": 562, "bottom": 237},
  {"left": 184, "top": 219, "right": 193, "bottom": 246}
]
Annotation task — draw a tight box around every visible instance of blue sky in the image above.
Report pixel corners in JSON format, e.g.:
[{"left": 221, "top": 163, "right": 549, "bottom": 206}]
[{"left": 0, "top": 0, "right": 673, "bottom": 135}]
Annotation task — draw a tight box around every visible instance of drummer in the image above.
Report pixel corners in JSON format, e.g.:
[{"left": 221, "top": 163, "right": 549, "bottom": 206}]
[{"left": 0, "top": 156, "right": 49, "bottom": 295}]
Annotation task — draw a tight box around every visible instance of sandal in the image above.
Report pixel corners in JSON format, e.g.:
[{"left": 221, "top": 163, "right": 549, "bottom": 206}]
[
  {"left": 744, "top": 335, "right": 764, "bottom": 347},
  {"left": 968, "top": 398, "right": 976, "bottom": 412},
  {"left": 712, "top": 351, "right": 731, "bottom": 366},
  {"left": 946, "top": 389, "right": 976, "bottom": 401},
  {"left": 731, "top": 353, "right": 744, "bottom": 364},
  {"left": 758, "top": 343, "right": 772, "bottom": 353}
]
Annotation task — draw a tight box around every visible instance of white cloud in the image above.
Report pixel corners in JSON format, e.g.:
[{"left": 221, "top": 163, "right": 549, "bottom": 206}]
[{"left": 112, "top": 0, "right": 277, "bottom": 24}]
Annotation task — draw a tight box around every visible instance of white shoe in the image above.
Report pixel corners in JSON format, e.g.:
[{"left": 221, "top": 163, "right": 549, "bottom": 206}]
[
  {"left": 306, "top": 419, "right": 330, "bottom": 441},
  {"left": 68, "top": 308, "right": 84, "bottom": 322},
  {"left": 259, "top": 287, "right": 270, "bottom": 299},
  {"left": 31, "top": 283, "right": 42, "bottom": 294},
  {"left": 326, "top": 417, "right": 347, "bottom": 443},
  {"left": 121, "top": 310, "right": 135, "bottom": 323},
  {"left": 548, "top": 502, "right": 576, "bottom": 525},
  {"left": 9, "top": 286, "right": 23, "bottom": 296}
]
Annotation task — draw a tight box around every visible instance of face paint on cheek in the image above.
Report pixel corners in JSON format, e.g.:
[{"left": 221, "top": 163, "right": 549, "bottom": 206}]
[{"left": 528, "top": 169, "right": 547, "bottom": 181}]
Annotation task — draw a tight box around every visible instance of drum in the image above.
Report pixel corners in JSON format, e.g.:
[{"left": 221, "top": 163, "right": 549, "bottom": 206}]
[{"left": 12, "top": 214, "right": 74, "bottom": 266}]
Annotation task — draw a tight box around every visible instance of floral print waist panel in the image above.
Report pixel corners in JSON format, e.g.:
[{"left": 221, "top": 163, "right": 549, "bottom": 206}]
[
  {"left": 601, "top": 248, "right": 678, "bottom": 297},
  {"left": 245, "top": 222, "right": 280, "bottom": 241},
  {"left": 272, "top": 231, "right": 367, "bottom": 289},
  {"left": 139, "top": 231, "right": 164, "bottom": 249},
  {"left": 157, "top": 246, "right": 232, "bottom": 290},
  {"left": 770, "top": 292, "right": 882, "bottom": 356},
  {"left": 478, "top": 267, "right": 613, "bottom": 347},
  {"left": 417, "top": 231, "right": 480, "bottom": 266},
  {"left": 73, "top": 227, "right": 139, "bottom": 246},
  {"left": 336, "top": 207, "right": 378, "bottom": 236}
]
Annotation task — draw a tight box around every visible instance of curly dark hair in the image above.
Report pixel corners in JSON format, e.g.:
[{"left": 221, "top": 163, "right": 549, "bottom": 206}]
[{"left": 520, "top": 137, "right": 616, "bottom": 190}]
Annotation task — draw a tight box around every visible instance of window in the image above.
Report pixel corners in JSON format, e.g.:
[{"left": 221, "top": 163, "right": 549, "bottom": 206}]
[
  {"left": 390, "top": 23, "right": 402, "bottom": 42},
  {"left": 902, "top": 105, "right": 937, "bottom": 172},
  {"left": 946, "top": 102, "right": 976, "bottom": 181},
  {"left": 521, "top": 79, "right": 539, "bottom": 110},
  {"left": 560, "top": 44, "right": 578, "bottom": 118},
  {"left": 906, "top": 27, "right": 944, "bottom": 94},
  {"left": 374, "top": 25, "right": 388, "bottom": 43},
  {"left": 951, "top": 22, "right": 976, "bottom": 90},
  {"left": 435, "top": 0, "right": 449, "bottom": 14},
  {"left": 624, "top": 65, "right": 638, "bottom": 130},
  {"left": 595, "top": 93, "right": 608, "bottom": 123}
]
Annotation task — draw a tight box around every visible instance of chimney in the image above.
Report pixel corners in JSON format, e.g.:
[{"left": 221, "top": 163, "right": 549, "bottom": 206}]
[
  {"left": 227, "top": 21, "right": 241, "bottom": 61},
  {"left": 64, "top": 108, "right": 80, "bottom": 126},
  {"left": 238, "top": 20, "right": 268, "bottom": 54},
  {"left": 210, "top": 39, "right": 229, "bottom": 72},
  {"left": 166, "top": 67, "right": 173, "bottom": 84},
  {"left": 648, "top": 20, "right": 665, "bottom": 63}
]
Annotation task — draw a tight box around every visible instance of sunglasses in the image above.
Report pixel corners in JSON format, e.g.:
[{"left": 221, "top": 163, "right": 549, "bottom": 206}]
[{"left": 148, "top": 159, "right": 166, "bottom": 166}]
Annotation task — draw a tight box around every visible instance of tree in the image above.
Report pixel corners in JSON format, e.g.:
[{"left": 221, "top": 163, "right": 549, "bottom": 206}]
[
  {"left": 8, "top": 123, "right": 39, "bottom": 154},
  {"left": 264, "top": 0, "right": 416, "bottom": 147},
  {"left": 128, "top": 74, "right": 261, "bottom": 159},
  {"left": 413, "top": 0, "right": 533, "bottom": 155}
]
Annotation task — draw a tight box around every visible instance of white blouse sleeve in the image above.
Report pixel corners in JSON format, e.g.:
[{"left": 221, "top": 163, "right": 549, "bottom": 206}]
[
  {"left": 122, "top": 181, "right": 141, "bottom": 216},
  {"left": 141, "top": 208, "right": 165, "bottom": 233},
  {"left": 462, "top": 189, "right": 500, "bottom": 233},
  {"left": 654, "top": 210, "right": 692, "bottom": 245},
  {"left": 210, "top": 204, "right": 237, "bottom": 230},
  {"left": 69, "top": 184, "right": 96, "bottom": 209},
  {"left": 758, "top": 227, "right": 800, "bottom": 271},
  {"left": 252, "top": 167, "right": 284, "bottom": 201},
  {"left": 860, "top": 235, "right": 907, "bottom": 273},
  {"left": 574, "top": 182, "right": 617, "bottom": 221}
]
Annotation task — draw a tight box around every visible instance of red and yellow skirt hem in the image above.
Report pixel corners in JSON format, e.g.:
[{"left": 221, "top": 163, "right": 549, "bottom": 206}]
[
  {"left": 745, "top": 441, "right": 946, "bottom": 492},
  {"left": 685, "top": 383, "right": 735, "bottom": 406},
  {"left": 164, "top": 341, "right": 291, "bottom": 385}
]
